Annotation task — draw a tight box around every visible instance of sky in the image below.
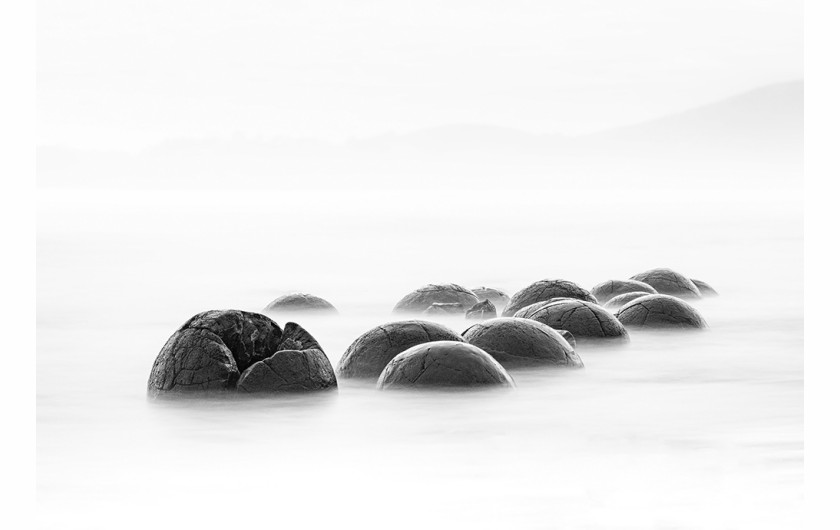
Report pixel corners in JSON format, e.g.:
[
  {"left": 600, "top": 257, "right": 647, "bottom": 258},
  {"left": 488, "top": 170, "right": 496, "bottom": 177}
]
[{"left": 37, "top": 0, "right": 803, "bottom": 151}]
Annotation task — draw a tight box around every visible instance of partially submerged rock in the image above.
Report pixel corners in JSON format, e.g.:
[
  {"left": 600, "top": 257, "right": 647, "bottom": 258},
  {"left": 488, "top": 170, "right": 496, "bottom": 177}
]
[
  {"left": 470, "top": 287, "right": 510, "bottom": 309},
  {"left": 590, "top": 279, "right": 657, "bottom": 304},
  {"left": 515, "top": 299, "right": 628, "bottom": 341},
  {"left": 237, "top": 348, "right": 336, "bottom": 393},
  {"left": 264, "top": 293, "right": 338, "bottom": 314},
  {"left": 502, "top": 279, "right": 597, "bottom": 316},
  {"left": 466, "top": 300, "right": 497, "bottom": 320},
  {"left": 422, "top": 302, "right": 466, "bottom": 316},
  {"left": 630, "top": 268, "right": 702, "bottom": 299},
  {"left": 337, "top": 320, "right": 465, "bottom": 379},
  {"left": 377, "top": 341, "right": 514, "bottom": 389},
  {"left": 462, "top": 317, "right": 582, "bottom": 369},
  {"left": 691, "top": 278, "right": 719, "bottom": 297},
  {"left": 603, "top": 291, "right": 654, "bottom": 311},
  {"left": 616, "top": 294, "right": 707, "bottom": 329},
  {"left": 393, "top": 284, "right": 479, "bottom": 314}
]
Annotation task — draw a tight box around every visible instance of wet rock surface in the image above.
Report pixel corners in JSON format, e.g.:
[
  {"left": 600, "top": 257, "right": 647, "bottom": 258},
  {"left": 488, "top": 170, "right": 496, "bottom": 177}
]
[
  {"left": 691, "top": 278, "right": 719, "bottom": 297},
  {"left": 377, "top": 341, "right": 514, "bottom": 389},
  {"left": 616, "top": 294, "right": 708, "bottom": 329},
  {"left": 630, "top": 268, "right": 702, "bottom": 299},
  {"left": 515, "top": 299, "right": 628, "bottom": 340},
  {"left": 264, "top": 293, "right": 338, "bottom": 314},
  {"left": 502, "top": 280, "right": 597, "bottom": 316},
  {"left": 393, "top": 284, "right": 480, "bottom": 314},
  {"left": 470, "top": 287, "right": 511, "bottom": 309},
  {"left": 603, "top": 291, "right": 655, "bottom": 311},
  {"left": 462, "top": 317, "right": 582, "bottom": 369},
  {"left": 337, "top": 320, "right": 465, "bottom": 379},
  {"left": 591, "top": 279, "right": 657, "bottom": 304},
  {"left": 466, "top": 300, "right": 497, "bottom": 320}
]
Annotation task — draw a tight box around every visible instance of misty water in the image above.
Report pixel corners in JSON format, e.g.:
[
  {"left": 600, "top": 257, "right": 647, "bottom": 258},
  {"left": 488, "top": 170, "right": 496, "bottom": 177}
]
[{"left": 37, "top": 187, "right": 802, "bottom": 529}]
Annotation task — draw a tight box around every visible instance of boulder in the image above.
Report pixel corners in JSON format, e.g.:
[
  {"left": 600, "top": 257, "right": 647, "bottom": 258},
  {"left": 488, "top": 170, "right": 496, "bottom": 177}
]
[
  {"left": 502, "top": 279, "right": 597, "bottom": 316},
  {"left": 590, "top": 279, "right": 657, "bottom": 304},
  {"left": 422, "top": 302, "right": 466, "bottom": 316},
  {"left": 616, "top": 294, "right": 708, "bottom": 329},
  {"left": 470, "top": 287, "right": 511, "bottom": 309},
  {"left": 466, "top": 300, "right": 497, "bottom": 320},
  {"left": 264, "top": 293, "right": 338, "bottom": 314},
  {"left": 377, "top": 341, "right": 514, "bottom": 389},
  {"left": 462, "top": 317, "right": 582, "bottom": 368},
  {"left": 393, "top": 283, "right": 479, "bottom": 314},
  {"left": 691, "top": 278, "right": 719, "bottom": 297},
  {"left": 237, "top": 348, "right": 336, "bottom": 393},
  {"left": 603, "top": 291, "right": 654, "bottom": 311},
  {"left": 337, "top": 320, "right": 465, "bottom": 379},
  {"left": 515, "top": 299, "right": 628, "bottom": 341},
  {"left": 629, "top": 268, "right": 702, "bottom": 299}
]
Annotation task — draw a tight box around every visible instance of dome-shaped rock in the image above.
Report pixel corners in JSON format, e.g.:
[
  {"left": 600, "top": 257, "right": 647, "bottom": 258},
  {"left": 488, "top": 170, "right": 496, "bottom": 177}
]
[
  {"left": 393, "top": 284, "right": 479, "bottom": 314},
  {"left": 616, "top": 294, "right": 707, "bottom": 329},
  {"left": 462, "top": 317, "right": 582, "bottom": 369},
  {"left": 590, "top": 279, "right": 657, "bottom": 304},
  {"left": 466, "top": 300, "right": 497, "bottom": 320},
  {"left": 691, "top": 278, "right": 719, "bottom": 297},
  {"left": 264, "top": 293, "right": 338, "bottom": 314},
  {"left": 603, "top": 291, "right": 655, "bottom": 311},
  {"left": 502, "top": 279, "right": 597, "bottom": 316},
  {"left": 337, "top": 320, "right": 465, "bottom": 379},
  {"left": 514, "top": 299, "right": 628, "bottom": 341},
  {"left": 470, "top": 287, "right": 510, "bottom": 309},
  {"left": 377, "top": 341, "right": 514, "bottom": 389},
  {"left": 629, "top": 268, "right": 701, "bottom": 299}
]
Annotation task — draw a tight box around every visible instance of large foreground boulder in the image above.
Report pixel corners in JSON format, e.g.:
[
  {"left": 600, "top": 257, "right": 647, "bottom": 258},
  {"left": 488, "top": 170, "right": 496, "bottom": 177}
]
[
  {"left": 393, "top": 284, "right": 479, "bottom": 314},
  {"left": 264, "top": 293, "right": 338, "bottom": 314},
  {"left": 337, "top": 320, "right": 465, "bottom": 379},
  {"left": 630, "top": 268, "right": 702, "bottom": 299},
  {"left": 691, "top": 278, "right": 719, "bottom": 297},
  {"left": 377, "top": 341, "right": 514, "bottom": 389},
  {"left": 590, "top": 279, "right": 657, "bottom": 304},
  {"left": 471, "top": 287, "right": 511, "bottom": 309},
  {"left": 465, "top": 300, "right": 497, "bottom": 320},
  {"left": 616, "top": 294, "right": 707, "bottom": 329},
  {"left": 603, "top": 291, "right": 654, "bottom": 311},
  {"left": 515, "top": 299, "right": 628, "bottom": 341},
  {"left": 462, "top": 317, "right": 582, "bottom": 369},
  {"left": 502, "top": 279, "right": 597, "bottom": 316}
]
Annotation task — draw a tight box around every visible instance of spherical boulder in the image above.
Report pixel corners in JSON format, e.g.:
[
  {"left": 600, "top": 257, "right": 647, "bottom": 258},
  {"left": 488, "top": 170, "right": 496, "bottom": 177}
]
[
  {"left": 337, "top": 320, "right": 465, "bottom": 379},
  {"left": 264, "top": 293, "right": 338, "bottom": 314},
  {"left": 603, "top": 291, "right": 654, "bottom": 311},
  {"left": 616, "top": 294, "right": 707, "bottom": 329},
  {"left": 590, "top": 279, "right": 657, "bottom": 304},
  {"left": 462, "top": 317, "right": 582, "bottom": 369},
  {"left": 502, "top": 279, "right": 597, "bottom": 316},
  {"left": 466, "top": 300, "right": 497, "bottom": 320},
  {"left": 377, "top": 341, "right": 514, "bottom": 389},
  {"left": 393, "top": 284, "right": 479, "bottom": 314},
  {"left": 471, "top": 287, "right": 510, "bottom": 309},
  {"left": 630, "top": 268, "right": 702, "bottom": 299},
  {"left": 691, "top": 278, "right": 719, "bottom": 297},
  {"left": 515, "top": 299, "right": 628, "bottom": 341}
]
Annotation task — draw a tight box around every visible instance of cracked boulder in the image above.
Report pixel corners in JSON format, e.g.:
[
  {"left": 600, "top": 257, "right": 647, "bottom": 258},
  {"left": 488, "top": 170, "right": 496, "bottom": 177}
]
[
  {"left": 466, "top": 300, "right": 497, "bottom": 320},
  {"left": 237, "top": 347, "right": 336, "bottom": 393},
  {"left": 691, "top": 278, "right": 719, "bottom": 297},
  {"left": 514, "top": 299, "right": 628, "bottom": 341},
  {"left": 616, "top": 294, "right": 707, "bottom": 329},
  {"left": 462, "top": 317, "right": 582, "bottom": 369},
  {"left": 423, "top": 302, "right": 466, "bottom": 316},
  {"left": 264, "top": 293, "right": 338, "bottom": 314},
  {"left": 393, "top": 284, "right": 479, "bottom": 314},
  {"left": 337, "top": 320, "right": 465, "bottom": 379},
  {"left": 502, "top": 279, "right": 597, "bottom": 316},
  {"left": 377, "top": 341, "right": 514, "bottom": 389},
  {"left": 630, "top": 268, "right": 702, "bottom": 299},
  {"left": 603, "top": 291, "right": 655, "bottom": 311},
  {"left": 591, "top": 279, "right": 657, "bottom": 304},
  {"left": 470, "top": 287, "right": 510, "bottom": 309}
]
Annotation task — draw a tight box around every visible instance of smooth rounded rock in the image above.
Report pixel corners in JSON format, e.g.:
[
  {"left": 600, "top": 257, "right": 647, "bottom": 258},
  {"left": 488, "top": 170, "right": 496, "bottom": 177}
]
[
  {"left": 466, "top": 300, "right": 497, "bottom": 320},
  {"left": 337, "top": 320, "right": 465, "bottom": 379},
  {"left": 630, "top": 268, "right": 702, "bottom": 299},
  {"left": 462, "top": 317, "right": 582, "bottom": 369},
  {"left": 377, "top": 341, "right": 514, "bottom": 389},
  {"left": 691, "top": 278, "right": 719, "bottom": 297},
  {"left": 591, "top": 279, "right": 657, "bottom": 304},
  {"left": 616, "top": 294, "right": 707, "bottom": 329},
  {"left": 264, "top": 293, "right": 338, "bottom": 314},
  {"left": 393, "top": 284, "right": 479, "bottom": 314},
  {"left": 515, "top": 299, "right": 628, "bottom": 341},
  {"left": 502, "top": 279, "right": 597, "bottom": 316},
  {"left": 603, "top": 291, "right": 655, "bottom": 311},
  {"left": 471, "top": 287, "right": 511, "bottom": 309}
]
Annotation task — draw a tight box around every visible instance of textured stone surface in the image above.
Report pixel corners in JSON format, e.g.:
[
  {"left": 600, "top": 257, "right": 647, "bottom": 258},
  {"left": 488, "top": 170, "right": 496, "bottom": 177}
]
[
  {"left": 237, "top": 348, "right": 337, "bottom": 393},
  {"left": 337, "top": 320, "right": 465, "bottom": 379},
  {"left": 616, "top": 294, "right": 708, "bottom": 329},
  {"left": 422, "top": 302, "right": 466, "bottom": 316},
  {"left": 630, "top": 268, "right": 702, "bottom": 299},
  {"left": 466, "top": 300, "right": 497, "bottom": 320},
  {"left": 393, "top": 284, "right": 479, "bottom": 314},
  {"left": 515, "top": 299, "right": 628, "bottom": 340},
  {"left": 590, "top": 279, "right": 657, "bottom": 304},
  {"left": 462, "top": 317, "right": 582, "bottom": 368},
  {"left": 470, "top": 287, "right": 510, "bottom": 309},
  {"left": 691, "top": 278, "right": 719, "bottom": 297},
  {"left": 377, "top": 341, "right": 514, "bottom": 389},
  {"left": 603, "top": 291, "right": 655, "bottom": 311},
  {"left": 264, "top": 293, "right": 338, "bottom": 314},
  {"left": 502, "top": 280, "right": 597, "bottom": 316}
]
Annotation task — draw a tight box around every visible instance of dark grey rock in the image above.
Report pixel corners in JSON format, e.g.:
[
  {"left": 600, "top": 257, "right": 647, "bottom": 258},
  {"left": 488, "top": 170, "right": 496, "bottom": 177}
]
[
  {"left": 264, "top": 293, "right": 338, "bottom": 314},
  {"left": 616, "top": 294, "right": 708, "bottom": 329},
  {"left": 515, "top": 299, "right": 628, "bottom": 340},
  {"left": 470, "top": 287, "right": 510, "bottom": 309},
  {"left": 590, "top": 279, "right": 657, "bottom": 304},
  {"left": 630, "top": 268, "right": 702, "bottom": 299},
  {"left": 466, "top": 300, "right": 497, "bottom": 320},
  {"left": 691, "top": 278, "right": 719, "bottom": 297},
  {"left": 337, "top": 320, "right": 465, "bottom": 379},
  {"left": 502, "top": 279, "right": 597, "bottom": 316},
  {"left": 462, "top": 317, "right": 582, "bottom": 369},
  {"left": 237, "top": 348, "right": 337, "bottom": 393},
  {"left": 377, "top": 341, "right": 514, "bottom": 389},
  {"left": 393, "top": 284, "right": 479, "bottom": 314},
  {"left": 603, "top": 291, "right": 655, "bottom": 311},
  {"left": 422, "top": 302, "right": 467, "bottom": 316}
]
